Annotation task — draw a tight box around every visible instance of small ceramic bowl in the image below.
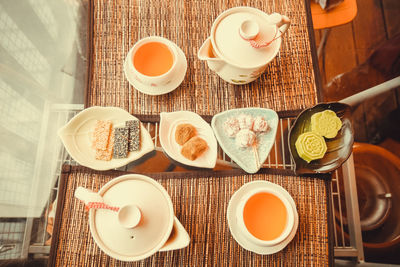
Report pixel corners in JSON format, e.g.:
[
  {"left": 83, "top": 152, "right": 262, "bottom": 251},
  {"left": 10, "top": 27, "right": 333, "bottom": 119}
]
[
  {"left": 128, "top": 36, "right": 179, "bottom": 87},
  {"left": 236, "top": 188, "right": 294, "bottom": 247},
  {"left": 227, "top": 180, "right": 299, "bottom": 255},
  {"left": 124, "top": 38, "right": 187, "bottom": 96}
]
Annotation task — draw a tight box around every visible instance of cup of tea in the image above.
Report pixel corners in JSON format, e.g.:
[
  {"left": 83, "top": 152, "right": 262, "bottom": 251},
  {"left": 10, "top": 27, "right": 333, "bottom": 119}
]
[
  {"left": 236, "top": 187, "right": 294, "bottom": 246},
  {"left": 129, "top": 36, "right": 179, "bottom": 87}
]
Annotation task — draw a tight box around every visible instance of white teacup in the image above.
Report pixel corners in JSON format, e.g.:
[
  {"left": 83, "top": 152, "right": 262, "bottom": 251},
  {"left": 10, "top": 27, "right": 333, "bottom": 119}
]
[
  {"left": 129, "top": 36, "right": 179, "bottom": 87},
  {"left": 236, "top": 188, "right": 294, "bottom": 247}
]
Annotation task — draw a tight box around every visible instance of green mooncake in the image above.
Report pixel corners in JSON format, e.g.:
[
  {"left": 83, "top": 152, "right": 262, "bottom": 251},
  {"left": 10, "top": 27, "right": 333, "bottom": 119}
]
[
  {"left": 311, "top": 110, "right": 342, "bottom": 139},
  {"left": 295, "top": 132, "right": 327, "bottom": 163}
]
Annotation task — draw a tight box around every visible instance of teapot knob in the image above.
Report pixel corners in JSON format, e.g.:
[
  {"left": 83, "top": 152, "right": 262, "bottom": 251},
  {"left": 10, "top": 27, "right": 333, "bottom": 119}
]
[
  {"left": 239, "top": 19, "right": 259, "bottom": 40},
  {"left": 118, "top": 204, "right": 142, "bottom": 229}
]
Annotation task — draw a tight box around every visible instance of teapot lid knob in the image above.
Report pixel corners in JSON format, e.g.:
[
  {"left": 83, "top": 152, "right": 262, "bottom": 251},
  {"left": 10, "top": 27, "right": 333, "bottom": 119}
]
[
  {"left": 118, "top": 204, "right": 142, "bottom": 229},
  {"left": 239, "top": 19, "right": 259, "bottom": 40}
]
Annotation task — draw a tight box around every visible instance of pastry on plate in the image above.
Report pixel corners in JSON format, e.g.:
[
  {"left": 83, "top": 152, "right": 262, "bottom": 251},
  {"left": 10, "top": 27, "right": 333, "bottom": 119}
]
[
  {"left": 295, "top": 132, "right": 327, "bottom": 163},
  {"left": 237, "top": 114, "right": 254, "bottom": 130},
  {"left": 235, "top": 129, "right": 256, "bottom": 148},
  {"left": 175, "top": 123, "right": 197, "bottom": 145},
  {"left": 126, "top": 119, "right": 141, "bottom": 151},
  {"left": 181, "top": 136, "right": 208, "bottom": 161},
  {"left": 223, "top": 117, "right": 240, "bottom": 137},
  {"left": 92, "top": 120, "right": 112, "bottom": 150},
  {"left": 113, "top": 127, "right": 129, "bottom": 159},
  {"left": 253, "top": 116, "right": 269, "bottom": 132},
  {"left": 311, "top": 110, "right": 342, "bottom": 139},
  {"left": 95, "top": 129, "right": 114, "bottom": 161}
]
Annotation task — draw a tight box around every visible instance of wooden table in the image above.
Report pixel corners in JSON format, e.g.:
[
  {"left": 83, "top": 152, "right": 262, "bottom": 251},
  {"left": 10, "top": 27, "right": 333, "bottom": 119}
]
[{"left": 50, "top": 0, "right": 333, "bottom": 266}]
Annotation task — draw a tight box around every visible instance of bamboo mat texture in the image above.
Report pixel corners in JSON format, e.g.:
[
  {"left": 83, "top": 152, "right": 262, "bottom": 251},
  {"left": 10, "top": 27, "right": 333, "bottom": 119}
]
[
  {"left": 86, "top": 0, "right": 321, "bottom": 114},
  {"left": 50, "top": 166, "right": 331, "bottom": 266}
]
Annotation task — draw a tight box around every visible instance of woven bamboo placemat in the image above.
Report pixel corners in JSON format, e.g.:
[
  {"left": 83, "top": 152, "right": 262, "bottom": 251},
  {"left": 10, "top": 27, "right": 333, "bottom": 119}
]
[
  {"left": 49, "top": 166, "right": 333, "bottom": 266},
  {"left": 85, "top": 0, "right": 322, "bottom": 115}
]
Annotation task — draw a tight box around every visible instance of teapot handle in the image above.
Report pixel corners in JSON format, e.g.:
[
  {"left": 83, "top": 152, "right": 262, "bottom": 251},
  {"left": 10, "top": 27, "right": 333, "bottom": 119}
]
[
  {"left": 273, "top": 13, "right": 291, "bottom": 36},
  {"left": 74, "top": 186, "right": 103, "bottom": 205},
  {"left": 159, "top": 217, "right": 190, "bottom": 252},
  {"left": 241, "top": 14, "right": 291, "bottom": 48}
]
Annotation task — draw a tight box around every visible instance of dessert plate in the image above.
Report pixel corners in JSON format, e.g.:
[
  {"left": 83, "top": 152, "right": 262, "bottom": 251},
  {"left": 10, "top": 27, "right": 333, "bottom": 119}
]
[
  {"left": 227, "top": 180, "right": 298, "bottom": 254},
  {"left": 211, "top": 108, "right": 278, "bottom": 173},
  {"left": 288, "top": 102, "right": 354, "bottom": 175},
  {"left": 58, "top": 106, "right": 154, "bottom": 170},
  {"left": 159, "top": 111, "right": 217, "bottom": 169},
  {"left": 123, "top": 41, "right": 187, "bottom": 96}
]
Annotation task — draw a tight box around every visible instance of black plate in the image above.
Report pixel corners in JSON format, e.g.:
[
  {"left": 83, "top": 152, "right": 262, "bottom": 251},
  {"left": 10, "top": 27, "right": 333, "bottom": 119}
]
[{"left": 288, "top": 102, "right": 354, "bottom": 175}]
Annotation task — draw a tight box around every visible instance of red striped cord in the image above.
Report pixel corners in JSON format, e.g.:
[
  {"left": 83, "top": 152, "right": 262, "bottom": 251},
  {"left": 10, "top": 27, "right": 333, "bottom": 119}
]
[{"left": 85, "top": 202, "right": 120, "bottom": 212}]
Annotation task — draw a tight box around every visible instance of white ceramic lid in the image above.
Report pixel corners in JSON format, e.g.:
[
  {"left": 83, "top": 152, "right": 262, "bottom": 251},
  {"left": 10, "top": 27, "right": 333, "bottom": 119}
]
[
  {"left": 89, "top": 174, "right": 174, "bottom": 261},
  {"left": 212, "top": 7, "right": 280, "bottom": 68}
]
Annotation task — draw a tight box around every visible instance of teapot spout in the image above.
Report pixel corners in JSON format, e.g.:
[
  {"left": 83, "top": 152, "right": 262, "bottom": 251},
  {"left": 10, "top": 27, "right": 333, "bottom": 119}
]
[
  {"left": 159, "top": 217, "right": 190, "bottom": 252},
  {"left": 198, "top": 37, "right": 225, "bottom": 72},
  {"left": 198, "top": 37, "right": 218, "bottom": 60}
]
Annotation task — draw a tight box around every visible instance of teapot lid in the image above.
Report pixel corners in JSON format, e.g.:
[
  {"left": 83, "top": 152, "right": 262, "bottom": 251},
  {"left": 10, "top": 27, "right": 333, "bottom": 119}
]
[
  {"left": 211, "top": 7, "right": 281, "bottom": 69},
  {"left": 89, "top": 174, "right": 174, "bottom": 261}
]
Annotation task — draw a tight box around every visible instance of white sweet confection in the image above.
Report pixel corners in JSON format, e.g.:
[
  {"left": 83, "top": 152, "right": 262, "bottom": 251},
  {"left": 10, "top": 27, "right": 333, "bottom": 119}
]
[
  {"left": 235, "top": 129, "right": 256, "bottom": 148},
  {"left": 238, "top": 114, "right": 255, "bottom": 130},
  {"left": 253, "top": 116, "right": 269, "bottom": 132},
  {"left": 223, "top": 117, "right": 240, "bottom": 137}
]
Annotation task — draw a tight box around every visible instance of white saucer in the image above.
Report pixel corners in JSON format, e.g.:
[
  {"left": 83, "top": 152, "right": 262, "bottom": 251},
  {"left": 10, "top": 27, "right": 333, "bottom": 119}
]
[
  {"left": 227, "top": 180, "right": 299, "bottom": 255},
  {"left": 123, "top": 42, "right": 187, "bottom": 96}
]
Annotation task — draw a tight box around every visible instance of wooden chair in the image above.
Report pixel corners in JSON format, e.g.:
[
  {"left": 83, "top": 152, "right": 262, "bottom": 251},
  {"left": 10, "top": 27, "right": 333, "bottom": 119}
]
[
  {"left": 311, "top": 0, "right": 358, "bottom": 57},
  {"left": 311, "top": 0, "right": 358, "bottom": 30}
]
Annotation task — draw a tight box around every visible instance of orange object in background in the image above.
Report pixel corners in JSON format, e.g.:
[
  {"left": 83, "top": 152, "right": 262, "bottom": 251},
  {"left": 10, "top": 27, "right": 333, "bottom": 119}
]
[
  {"left": 133, "top": 42, "right": 174, "bottom": 76},
  {"left": 243, "top": 192, "right": 287, "bottom": 241},
  {"left": 311, "top": 0, "right": 358, "bottom": 29}
]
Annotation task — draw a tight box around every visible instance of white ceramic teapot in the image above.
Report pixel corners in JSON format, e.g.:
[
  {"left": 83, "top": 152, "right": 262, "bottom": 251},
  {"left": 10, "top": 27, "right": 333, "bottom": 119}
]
[
  {"left": 74, "top": 174, "right": 190, "bottom": 262},
  {"left": 198, "top": 7, "right": 290, "bottom": 85}
]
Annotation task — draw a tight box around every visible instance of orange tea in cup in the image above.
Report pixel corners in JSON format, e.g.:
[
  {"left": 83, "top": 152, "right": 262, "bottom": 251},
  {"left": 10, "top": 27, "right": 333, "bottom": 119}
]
[
  {"left": 133, "top": 42, "right": 174, "bottom": 77},
  {"left": 243, "top": 192, "right": 287, "bottom": 241}
]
